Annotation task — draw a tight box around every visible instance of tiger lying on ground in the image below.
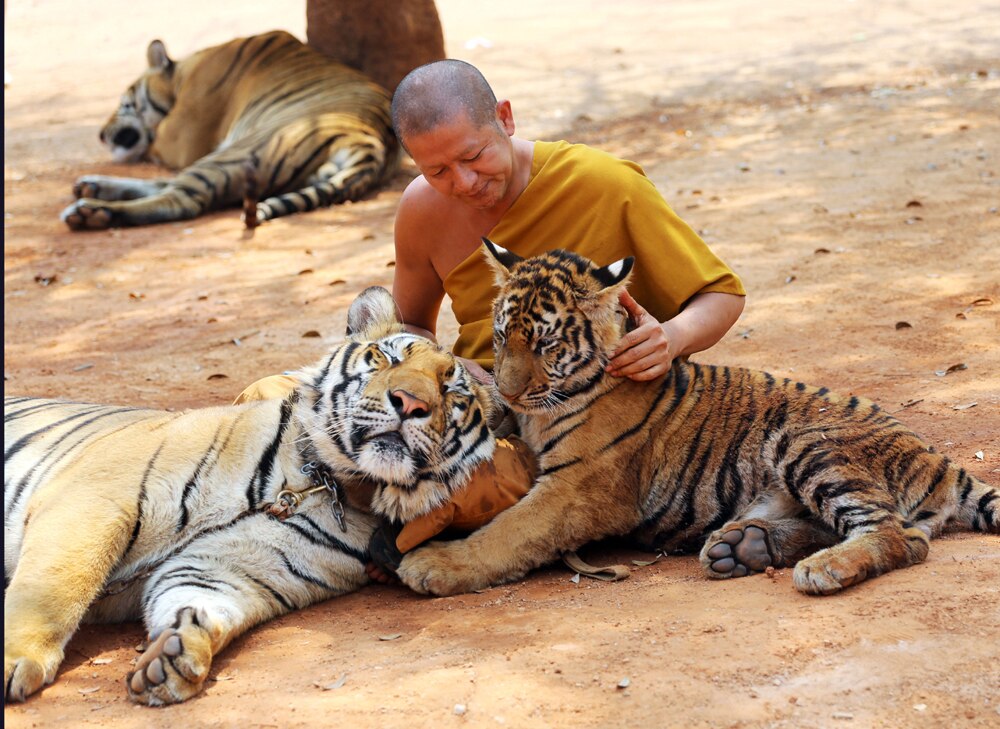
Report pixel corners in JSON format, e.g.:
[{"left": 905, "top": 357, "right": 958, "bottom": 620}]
[
  {"left": 3, "top": 287, "right": 494, "bottom": 705},
  {"left": 396, "top": 241, "right": 998, "bottom": 597},
  {"left": 60, "top": 30, "right": 397, "bottom": 230}
]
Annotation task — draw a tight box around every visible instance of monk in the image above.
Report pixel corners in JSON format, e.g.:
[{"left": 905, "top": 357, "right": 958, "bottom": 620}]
[{"left": 242, "top": 59, "right": 746, "bottom": 577}]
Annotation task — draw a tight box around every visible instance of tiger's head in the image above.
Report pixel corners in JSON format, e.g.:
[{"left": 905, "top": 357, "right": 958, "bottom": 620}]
[
  {"left": 483, "top": 239, "right": 634, "bottom": 414},
  {"left": 99, "top": 40, "right": 176, "bottom": 163},
  {"left": 293, "top": 286, "right": 496, "bottom": 523}
]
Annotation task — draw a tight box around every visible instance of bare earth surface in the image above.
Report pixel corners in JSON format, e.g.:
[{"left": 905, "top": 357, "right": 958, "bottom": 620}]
[{"left": 4, "top": 1, "right": 999, "bottom": 727}]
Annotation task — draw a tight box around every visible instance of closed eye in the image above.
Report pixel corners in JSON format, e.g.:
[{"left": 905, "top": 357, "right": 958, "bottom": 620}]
[{"left": 463, "top": 147, "right": 485, "bottom": 162}]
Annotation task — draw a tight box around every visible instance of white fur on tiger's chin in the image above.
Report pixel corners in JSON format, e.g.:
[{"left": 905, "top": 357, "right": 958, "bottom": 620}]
[
  {"left": 356, "top": 442, "right": 417, "bottom": 486},
  {"left": 371, "top": 478, "right": 452, "bottom": 524}
]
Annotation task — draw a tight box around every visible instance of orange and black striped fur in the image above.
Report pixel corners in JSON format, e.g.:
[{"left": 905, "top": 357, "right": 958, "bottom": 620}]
[
  {"left": 4, "top": 287, "right": 494, "bottom": 704},
  {"left": 396, "top": 242, "right": 997, "bottom": 597},
  {"left": 61, "top": 30, "right": 396, "bottom": 230}
]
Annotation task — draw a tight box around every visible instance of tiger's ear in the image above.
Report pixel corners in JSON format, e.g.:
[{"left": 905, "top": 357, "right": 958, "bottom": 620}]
[
  {"left": 589, "top": 257, "right": 635, "bottom": 290},
  {"left": 346, "top": 286, "right": 404, "bottom": 340},
  {"left": 147, "top": 40, "right": 175, "bottom": 74},
  {"left": 482, "top": 238, "right": 522, "bottom": 287},
  {"left": 575, "top": 256, "right": 634, "bottom": 315}
]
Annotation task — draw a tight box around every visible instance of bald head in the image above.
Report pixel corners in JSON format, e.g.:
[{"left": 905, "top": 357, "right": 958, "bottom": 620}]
[{"left": 392, "top": 60, "right": 500, "bottom": 148}]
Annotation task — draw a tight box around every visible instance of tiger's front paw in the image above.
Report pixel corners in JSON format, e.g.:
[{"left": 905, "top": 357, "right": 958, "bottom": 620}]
[
  {"left": 4, "top": 647, "right": 62, "bottom": 703},
  {"left": 73, "top": 177, "right": 105, "bottom": 200},
  {"left": 60, "top": 199, "right": 115, "bottom": 230},
  {"left": 126, "top": 609, "right": 213, "bottom": 705},
  {"left": 397, "top": 541, "right": 493, "bottom": 596}
]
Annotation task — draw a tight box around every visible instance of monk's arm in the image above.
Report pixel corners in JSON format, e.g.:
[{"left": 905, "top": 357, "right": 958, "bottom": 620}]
[{"left": 609, "top": 290, "right": 745, "bottom": 381}]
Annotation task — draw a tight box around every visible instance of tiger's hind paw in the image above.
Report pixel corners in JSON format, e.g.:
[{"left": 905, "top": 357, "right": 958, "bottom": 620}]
[
  {"left": 60, "top": 200, "right": 114, "bottom": 230},
  {"left": 126, "top": 611, "right": 213, "bottom": 705},
  {"left": 700, "top": 524, "right": 773, "bottom": 579}
]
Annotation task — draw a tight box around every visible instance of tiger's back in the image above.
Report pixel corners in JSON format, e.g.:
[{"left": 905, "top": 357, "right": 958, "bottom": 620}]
[{"left": 61, "top": 30, "right": 397, "bottom": 230}]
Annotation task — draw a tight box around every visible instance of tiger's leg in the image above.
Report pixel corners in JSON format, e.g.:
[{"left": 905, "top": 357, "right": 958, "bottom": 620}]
[
  {"left": 61, "top": 154, "right": 248, "bottom": 230},
  {"left": 397, "top": 473, "right": 639, "bottom": 596},
  {"left": 700, "top": 490, "right": 837, "bottom": 579},
  {"left": 790, "top": 467, "right": 930, "bottom": 595},
  {"left": 72, "top": 175, "right": 169, "bottom": 201},
  {"left": 127, "top": 513, "right": 370, "bottom": 705},
  {"left": 252, "top": 123, "right": 393, "bottom": 224},
  {"left": 4, "top": 494, "right": 135, "bottom": 702}
]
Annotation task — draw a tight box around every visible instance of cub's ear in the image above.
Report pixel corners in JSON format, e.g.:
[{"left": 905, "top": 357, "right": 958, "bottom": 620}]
[
  {"left": 346, "top": 286, "right": 403, "bottom": 340},
  {"left": 482, "top": 238, "right": 522, "bottom": 286},
  {"left": 146, "top": 40, "right": 175, "bottom": 74},
  {"left": 589, "top": 257, "right": 634, "bottom": 290}
]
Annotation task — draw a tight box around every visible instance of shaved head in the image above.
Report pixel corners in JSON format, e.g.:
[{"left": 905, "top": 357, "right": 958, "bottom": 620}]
[{"left": 392, "top": 60, "right": 500, "bottom": 148}]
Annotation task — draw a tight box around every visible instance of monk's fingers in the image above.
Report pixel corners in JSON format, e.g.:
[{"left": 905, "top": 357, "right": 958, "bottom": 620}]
[{"left": 618, "top": 289, "right": 654, "bottom": 322}]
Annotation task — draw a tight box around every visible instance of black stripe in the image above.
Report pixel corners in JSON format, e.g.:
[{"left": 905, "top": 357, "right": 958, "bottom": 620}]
[
  {"left": 208, "top": 35, "right": 266, "bottom": 93},
  {"left": 123, "top": 442, "right": 166, "bottom": 557},
  {"left": 279, "top": 552, "right": 338, "bottom": 592},
  {"left": 246, "top": 573, "right": 295, "bottom": 612},
  {"left": 284, "top": 513, "right": 367, "bottom": 563},
  {"left": 5, "top": 404, "right": 107, "bottom": 461},
  {"left": 246, "top": 400, "right": 292, "bottom": 508},
  {"left": 177, "top": 422, "right": 228, "bottom": 531},
  {"left": 4, "top": 399, "right": 73, "bottom": 424}
]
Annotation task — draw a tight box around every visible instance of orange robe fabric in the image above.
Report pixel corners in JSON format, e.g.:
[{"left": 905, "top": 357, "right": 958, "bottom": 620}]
[{"left": 445, "top": 140, "right": 746, "bottom": 368}]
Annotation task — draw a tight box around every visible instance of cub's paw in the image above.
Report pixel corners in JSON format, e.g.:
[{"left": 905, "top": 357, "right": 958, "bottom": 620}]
[
  {"left": 60, "top": 199, "right": 115, "bottom": 230},
  {"left": 701, "top": 524, "right": 773, "bottom": 579},
  {"left": 793, "top": 551, "right": 868, "bottom": 596},
  {"left": 4, "top": 650, "right": 60, "bottom": 703},
  {"left": 397, "top": 541, "right": 491, "bottom": 597},
  {"left": 126, "top": 612, "right": 213, "bottom": 705}
]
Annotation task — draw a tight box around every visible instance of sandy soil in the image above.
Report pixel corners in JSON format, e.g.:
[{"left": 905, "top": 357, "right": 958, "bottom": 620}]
[{"left": 4, "top": 1, "right": 999, "bottom": 727}]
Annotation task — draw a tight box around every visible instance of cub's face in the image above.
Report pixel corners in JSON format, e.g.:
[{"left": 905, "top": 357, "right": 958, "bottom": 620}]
[
  {"left": 295, "top": 287, "right": 495, "bottom": 522},
  {"left": 484, "top": 241, "right": 634, "bottom": 414},
  {"left": 100, "top": 39, "right": 176, "bottom": 163}
]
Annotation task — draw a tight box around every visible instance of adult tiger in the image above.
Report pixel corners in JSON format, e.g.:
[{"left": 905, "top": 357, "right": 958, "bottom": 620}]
[
  {"left": 396, "top": 242, "right": 998, "bottom": 596},
  {"left": 3, "top": 287, "right": 494, "bottom": 705},
  {"left": 60, "top": 30, "right": 397, "bottom": 230}
]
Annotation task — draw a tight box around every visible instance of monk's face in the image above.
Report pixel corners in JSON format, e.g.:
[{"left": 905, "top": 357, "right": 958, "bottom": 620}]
[{"left": 404, "top": 104, "right": 516, "bottom": 210}]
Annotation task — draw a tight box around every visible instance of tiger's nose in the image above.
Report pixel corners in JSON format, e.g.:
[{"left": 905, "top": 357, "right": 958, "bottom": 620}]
[
  {"left": 390, "top": 389, "right": 430, "bottom": 419},
  {"left": 112, "top": 127, "right": 141, "bottom": 149}
]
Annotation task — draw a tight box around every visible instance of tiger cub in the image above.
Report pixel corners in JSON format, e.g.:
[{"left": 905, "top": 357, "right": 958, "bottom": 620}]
[
  {"left": 3, "top": 287, "right": 494, "bottom": 705},
  {"left": 396, "top": 242, "right": 997, "bottom": 597},
  {"left": 61, "top": 30, "right": 397, "bottom": 230}
]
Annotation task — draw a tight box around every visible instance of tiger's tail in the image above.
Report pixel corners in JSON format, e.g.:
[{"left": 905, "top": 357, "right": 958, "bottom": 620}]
[
  {"left": 954, "top": 472, "right": 999, "bottom": 533},
  {"left": 253, "top": 138, "right": 395, "bottom": 225},
  {"left": 242, "top": 153, "right": 261, "bottom": 229}
]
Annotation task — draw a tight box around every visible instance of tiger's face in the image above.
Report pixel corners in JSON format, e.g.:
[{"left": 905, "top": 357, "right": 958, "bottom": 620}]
[
  {"left": 295, "top": 287, "right": 495, "bottom": 522},
  {"left": 100, "top": 40, "right": 175, "bottom": 163},
  {"left": 483, "top": 239, "right": 634, "bottom": 414}
]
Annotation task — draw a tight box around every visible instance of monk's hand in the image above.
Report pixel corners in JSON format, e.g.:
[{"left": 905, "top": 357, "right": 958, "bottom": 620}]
[{"left": 607, "top": 290, "right": 675, "bottom": 381}]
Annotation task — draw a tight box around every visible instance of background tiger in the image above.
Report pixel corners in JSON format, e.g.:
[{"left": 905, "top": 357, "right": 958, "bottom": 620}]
[
  {"left": 3, "top": 287, "right": 495, "bottom": 705},
  {"left": 396, "top": 242, "right": 998, "bottom": 597},
  {"left": 60, "top": 30, "right": 397, "bottom": 230}
]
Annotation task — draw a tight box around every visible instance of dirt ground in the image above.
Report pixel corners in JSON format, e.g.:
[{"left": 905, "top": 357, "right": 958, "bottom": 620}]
[{"left": 4, "top": 1, "right": 999, "bottom": 727}]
